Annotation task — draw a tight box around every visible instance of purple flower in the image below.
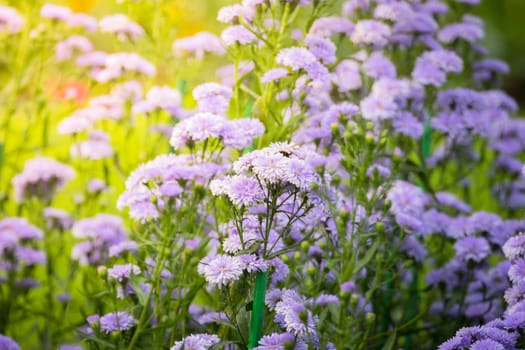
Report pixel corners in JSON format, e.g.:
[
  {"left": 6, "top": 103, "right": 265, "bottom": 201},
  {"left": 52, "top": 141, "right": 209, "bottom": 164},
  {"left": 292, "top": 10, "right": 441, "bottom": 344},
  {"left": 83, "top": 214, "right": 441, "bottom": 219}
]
[
  {"left": 503, "top": 234, "right": 525, "bottom": 260},
  {"left": 133, "top": 85, "right": 182, "bottom": 115},
  {"left": 172, "top": 32, "right": 225, "bottom": 59},
  {"left": 412, "top": 50, "right": 463, "bottom": 87},
  {"left": 221, "top": 25, "right": 257, "bottom": 46},
  {"left": 221, "top": 118, "right": 265, "bottom": 149},
  {"left": 109, "top": 241, "right": 138, "bottom": 257},
  {"left": 43, "top": 207, "right": 73, "bottom": 231},
  {"left": 97, "top": 52, "right": 156, "bottom": 81},
  {"left": 254, "top": 332, "right": 296, "bottom": 350},
  {"left": 474, "top": 58, "right": 509, "bottom": 75},
  {"left": 0, "top": 6, "right": 24, "bottom": 33},
  {"left": 210, "top": 175, "right": 264, "bottom": 207},
  {"left": 170, "top": 112, "right": 226, "bottom": 149},
  {"left": 99, "top": 311, "right": 136, "bottom": 333},
  {"left": 108, "top": 264, "right": 141, "bottom": 282},
  {"left": 392, "top": 112, "right": 423, "bottom": 139},
  {"left": 240, "top": 254, "right": 268, "bottom": 273},
  {"left": 67, "top": 13, "right": 97, "bottom": 32},
  {"left": 503, "top": 311, "right": 525, "bottom": 329},
  {"left": 508, "top": 258, "right": 525, "bottom": 283},
  {"left": 55, "top": 35, "right": 93, "bottom": 61},
  {"left": 274, "top": 291, "right": 317, "bottom": 338},
  {"left": 309, "top": 16, "right": 354, "bottom": 37},
  {"left": 171, "top": 334, "right": 220, "bottom": 350},
  {"left": 261, "top": 68, "right": 289, "bottom": 83},
  {"left": 12, "top": 156, "right": 75, "bottom": 202},
  {"left": 71, "top": 130, "right": 113, "bottom": 160},
  {"left": 198, "top": 255, "right": 244, "bottom": 287},
  {"left": 217, "top": 4, "right": 254, "bottom": 24},
  {"left": 251, "top": 152, "right": 289, "bottom": 184},
  {"left": 276, "top": 47, "right": 318, "bottom": 71},
  {"left": 387, "top": 180, "right": 428, "bottom": 217},
  {"left": 454, "top": 237, "right": 490, "bottom": 262},
  {"left": 40, "top": 4, "right": 71, "bottom": 21},
  {"left": 332, "top": 59, "right": 362, "bottom": 92},
  {"left": 71, "top": 214, "right": 128, "bottom": 265},
  {"left": 351, "top": 20, "right": 391, "bottom": 48},
  {"left": 305, "top": 36, "right": 336, "bottom": 64},
  {"left": 438, "top": 22, "right": 484, "bottom": 44},
  {"left": 99, "top": 14, "right": 144, "bottom": 41},
  {"left": 0, "top": 334, "right": 20, "bottom": 350},
  {"left": 363, "top": 52, "right": 396, "bottom": 79},
  {"left": 192, "top": 83, "right": 232, "bottom": 114},
  {"left": 470, "top": 339, "right": 504, "bottom": 350}
]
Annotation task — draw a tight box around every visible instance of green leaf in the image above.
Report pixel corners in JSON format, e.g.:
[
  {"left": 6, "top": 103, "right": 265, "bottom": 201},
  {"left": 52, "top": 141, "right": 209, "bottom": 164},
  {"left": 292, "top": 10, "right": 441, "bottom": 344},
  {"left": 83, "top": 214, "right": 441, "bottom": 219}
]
[
  {"left": 130, "top": 281, "right": 148, "bottom": 307},
  {"left": 352, "top": 240, "right": 381, "bottom": 275},
  {"left": 381, "top": 330, "right": 397, "bottom": 350}
]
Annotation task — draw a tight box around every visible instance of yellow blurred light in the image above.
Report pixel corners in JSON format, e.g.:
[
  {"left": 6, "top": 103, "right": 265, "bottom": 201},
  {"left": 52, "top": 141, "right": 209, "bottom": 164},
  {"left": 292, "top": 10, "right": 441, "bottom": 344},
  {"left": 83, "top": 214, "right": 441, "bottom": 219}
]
[{"left": 69, "top": 0, "right": 97, "bottom": 12}]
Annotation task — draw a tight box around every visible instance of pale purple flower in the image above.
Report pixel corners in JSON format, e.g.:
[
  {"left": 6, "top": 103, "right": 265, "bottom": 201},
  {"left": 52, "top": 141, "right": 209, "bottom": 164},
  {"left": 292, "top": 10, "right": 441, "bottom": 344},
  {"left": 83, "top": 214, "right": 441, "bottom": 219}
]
[
  {"left": 351, "top": 20, "right": 391, "bottom": 48},
  {"left": 438, "top": 22, "right": 484, "bottom": 44},
  {"left": 109, "top": 241, "right": 138, "bottom": 257},
  {"left": 454, "top": 237, "right": 490, "bottom": 262},
  {"left": 254, "top": 332, "right": 296, "bottom": 350},
  {"left": 503, "top": 234, "right": 525, "bottom": 260},
  {"left": 261, "top": 68, "right": 289, "bottom": 83},
  {"left": 221, "top": 25, "right": 257, "bottom": 46},
  {"left": 412, "top": 50, "right": 463, "bottom": 87},
  {"left": 169, "top": 112, "right": 226, "bottom": 149},
  {"left": 0, "top": 334, "right": 19, "bottom": 350},
  {"left": 276, "top": 47, "right": 318, "bottom": 71},
  {"left": 111, "top": 80, "right": 143, "bottom": 102},
  {"left": 70, "top": 130, "right": 113, "bottom": 160},
  {"left": 363, "top": 51, "right": 396, "bottom": 78},
  {"left": 133, "top": 86, "right": 181, "bottom": 115},
  {"left": 217, "top": 4, "right": 254, "bottom": 23},
  {"left": 43, "top": 207, "right": 73, "bottom": 231},
  {"left": 199, "top": 254, "right": 244, "bottom": 287},
  {"left": 193, "top": 83, "right": 232, "bottom": 114},
  {"left": 100, "top": 52, "right": 156, "bottom": 80},
  {"left": 76, "top": 51, "right": 108, "bottom": 68},
  {"left": 108, "top": 264, "right": 141, "bottom": 282},
  {"left": 99, "top": 14, "right": 144, "bottom": 41},
  {"left": 305, "top": 36, "right": 336, "bottom": 64},
  {"left": 332, "top": 59, "right": 362, "bottom": 92},
  {"left": 67, "top": 13, "right": 97, "bottom": 32},
  {"left": 392, "top": 112, "right": 423, "bottom": 139},
  {"left": 171, "top": 334, "right": 220, "bottom": 350},
  {"left": 99, "top": 311, "right": 136, "bottom": 333},
  {"left": 240, "top": 254, "right": 268, "bottom": 273},
  {"left": 508, "top": 258, "right": 525, "bottom": 283},
  {"left": 40, "top": 4, "right": 71, "bottom": 21},
  {"left": 55, "top": 35, "right": 93, "bottom": 61},
  {"left": 71, "top": 214, "right": 128, "bottom": 265},
  {"left": 12, "top": 156, "right": 75, "bottom": 202},
  {"left": 221, "top": 118, "right": 265, "bottom": 149},
  {"left": 251, "top": 152, "right": 289, "bottom": 184},
  {"left": 308, "top": 16, "right": 354, "bottom": 37},
  {"left": 172, "top": 32, "right": 225, "bottom": 59},
  {"left": 211, "top": 175, "right": 264, "bottom": 206},
  {"left": 0, "top": 6, "right": 24, "bottom": 33}
]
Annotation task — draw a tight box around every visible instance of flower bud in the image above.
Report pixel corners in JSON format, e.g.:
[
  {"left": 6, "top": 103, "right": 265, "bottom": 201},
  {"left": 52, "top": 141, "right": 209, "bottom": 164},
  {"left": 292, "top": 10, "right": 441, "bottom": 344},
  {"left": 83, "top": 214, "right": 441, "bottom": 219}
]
[{"left": 365, "top": 312, "right": 376, "bottom": 326}]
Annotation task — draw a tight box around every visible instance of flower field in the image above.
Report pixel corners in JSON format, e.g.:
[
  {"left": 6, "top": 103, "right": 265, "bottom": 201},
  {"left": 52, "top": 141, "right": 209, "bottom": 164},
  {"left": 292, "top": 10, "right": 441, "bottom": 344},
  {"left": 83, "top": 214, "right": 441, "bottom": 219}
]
[{"left": 0, "top": 0, "right": 524, "bottom": 349}]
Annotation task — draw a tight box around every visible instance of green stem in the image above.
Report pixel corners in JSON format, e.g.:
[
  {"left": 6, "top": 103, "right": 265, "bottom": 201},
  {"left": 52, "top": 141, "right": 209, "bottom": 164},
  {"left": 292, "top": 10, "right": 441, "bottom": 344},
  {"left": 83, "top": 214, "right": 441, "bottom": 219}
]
[{"left": 248, "top": 271, "right": 269, "bottom": 349}]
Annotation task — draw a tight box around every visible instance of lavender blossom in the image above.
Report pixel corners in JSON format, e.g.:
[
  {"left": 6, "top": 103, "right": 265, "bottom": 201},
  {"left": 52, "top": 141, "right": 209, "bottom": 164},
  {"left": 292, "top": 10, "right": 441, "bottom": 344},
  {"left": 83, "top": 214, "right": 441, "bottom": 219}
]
[
  {"left": 0, "top": 6, "right": 24, "bottom": 33},
  {"left": 12, "top": 156, "right": 75, "bottom": 202},
  {"left": 99, "top": 311, "right": 136, "bottom": 333},
  {"left": 171, "top": 334, "right": 220, "bottom": 350}
]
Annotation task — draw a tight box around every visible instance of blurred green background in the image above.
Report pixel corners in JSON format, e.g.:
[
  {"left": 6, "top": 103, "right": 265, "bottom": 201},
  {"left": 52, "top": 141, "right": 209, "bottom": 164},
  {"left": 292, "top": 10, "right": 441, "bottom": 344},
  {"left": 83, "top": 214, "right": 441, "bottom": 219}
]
[{"left": 476, "top": 0, "right": 525, "bottom": 106}]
